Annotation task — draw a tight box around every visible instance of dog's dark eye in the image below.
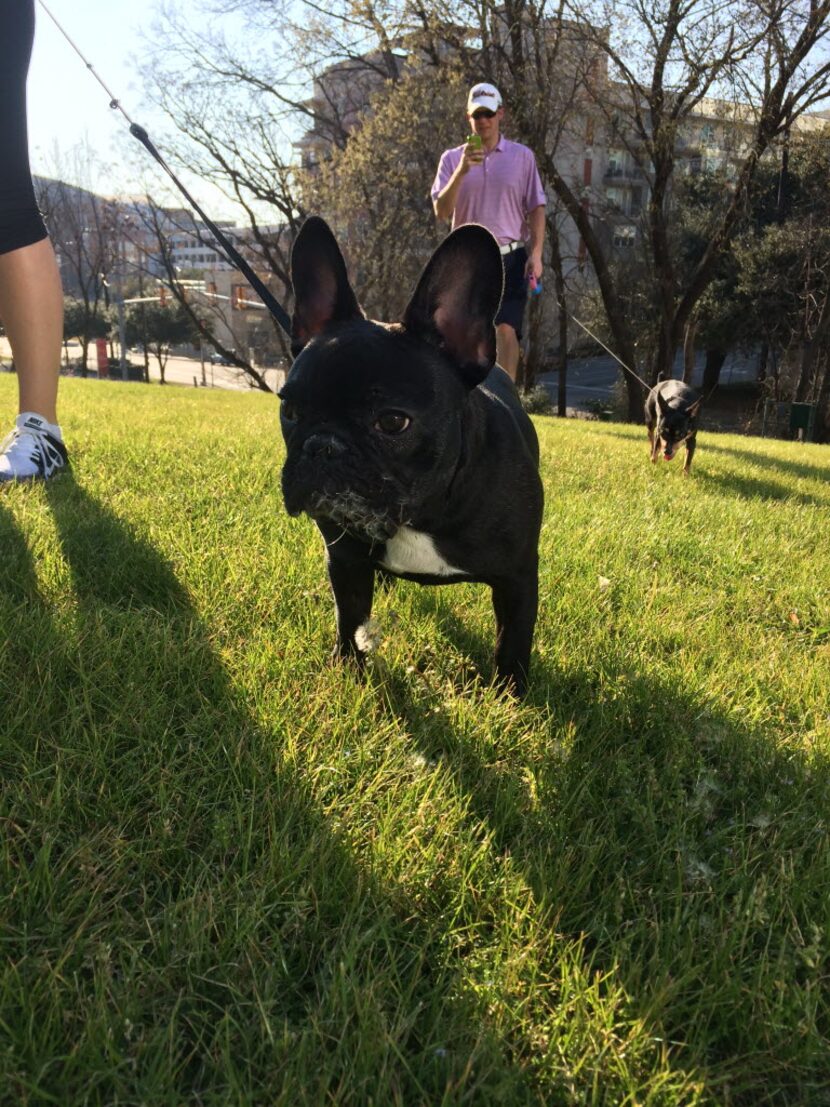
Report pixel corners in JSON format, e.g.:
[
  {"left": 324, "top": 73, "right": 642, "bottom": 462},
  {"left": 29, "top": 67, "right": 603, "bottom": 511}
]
[{"left": 375, "top": 411, "right": 411, "bottom": 435}]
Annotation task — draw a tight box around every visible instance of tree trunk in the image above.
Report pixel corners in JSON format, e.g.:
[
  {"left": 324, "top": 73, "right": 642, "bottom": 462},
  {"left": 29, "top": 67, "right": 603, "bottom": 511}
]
[
  {"left": 541, "top": 155, "right": 641, "bottom": 419},
  {"left": 794, "top": 293, "right": 830, "bottom": 402},
  {"left": 813, "top": 351, "right": 830, "bottom": 442},
  {"left": 549, "top": 221, "right": 569, "bottom": 417},
  {"left": 653, "top": 319, "right": 680, "bottom": 385},
  {"left": 702, "top": 348, "right": 727, "bottom": 394},
  {"left": 556, "top": 305, "right": 568, "bottom": 420},
  {"left": 515, "top": 347, "right": 526, "bottom": 392},
  {"left": 523, "top": 295, "right": 545, "bottom": 393},
  {"left": 757, "top": 341, "right": 769, "bottom": 382},
  {"left": 795, "top": 339, "right": 817, "bottom": 402},
  {"left": 683, "top": 317, "right": 698, "bottom": 383}
]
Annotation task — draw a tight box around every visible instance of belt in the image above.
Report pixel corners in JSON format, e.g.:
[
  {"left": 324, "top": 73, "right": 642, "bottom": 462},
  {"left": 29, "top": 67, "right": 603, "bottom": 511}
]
[{"left": 499, "top": 240, "right": 524, "bottom": 255}]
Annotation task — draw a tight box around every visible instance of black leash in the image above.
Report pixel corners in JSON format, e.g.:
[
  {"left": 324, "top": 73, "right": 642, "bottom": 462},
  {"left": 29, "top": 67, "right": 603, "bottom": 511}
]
[
  {"left": 37, "top": 0, "right": 292, "bottom": 337},
  {"left": 128, "top": 124, "right": 291, "bottom": 335}
]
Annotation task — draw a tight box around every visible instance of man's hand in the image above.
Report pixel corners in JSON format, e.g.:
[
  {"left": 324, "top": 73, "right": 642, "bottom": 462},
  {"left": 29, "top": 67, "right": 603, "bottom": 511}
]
[
  {"left": 434, "top": 141, "right": 484, "bottom": 220},
  {"left": 459, "top": 138, "right": 485, "bottom": 174},
  {"left": 525, "top": 251, "right": 543, "bottom": 283}
]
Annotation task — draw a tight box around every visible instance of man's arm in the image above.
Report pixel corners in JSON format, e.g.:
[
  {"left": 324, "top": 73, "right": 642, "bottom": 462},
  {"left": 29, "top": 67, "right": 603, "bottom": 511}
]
[{"left": 432, "top": 144, "right": 483, "bottom": 221}]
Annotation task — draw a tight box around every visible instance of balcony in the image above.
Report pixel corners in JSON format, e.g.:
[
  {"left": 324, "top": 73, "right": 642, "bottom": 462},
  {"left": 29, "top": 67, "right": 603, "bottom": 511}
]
[{"left": 603, "top": 165, "right": 644, "bottom": 183}]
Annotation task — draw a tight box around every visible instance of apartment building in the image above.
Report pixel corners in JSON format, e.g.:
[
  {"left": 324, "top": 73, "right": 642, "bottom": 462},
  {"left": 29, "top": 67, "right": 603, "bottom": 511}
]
[{"left": 590, "top": 92, "right": 829, "bottom": 254}]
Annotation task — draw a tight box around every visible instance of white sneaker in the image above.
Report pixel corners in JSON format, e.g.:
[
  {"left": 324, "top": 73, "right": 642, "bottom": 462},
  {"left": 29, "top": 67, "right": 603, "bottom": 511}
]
[{"left": 0, "top": 412, "right": 68, "bottom": 482}]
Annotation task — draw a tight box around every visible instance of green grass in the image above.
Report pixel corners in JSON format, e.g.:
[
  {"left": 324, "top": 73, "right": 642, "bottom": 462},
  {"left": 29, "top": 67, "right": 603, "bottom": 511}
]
[{"left": 1, "top": 377, "right": 828, "bottom": 1106}]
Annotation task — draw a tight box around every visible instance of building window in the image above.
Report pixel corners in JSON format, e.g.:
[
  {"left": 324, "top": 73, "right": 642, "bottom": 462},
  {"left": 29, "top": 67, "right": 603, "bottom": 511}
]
[
  {"left": 607, "top": 148, "right": 624, "bottom": 177},
  {"left": 700, "top": 123, "right": 716, "bottom": 145}
]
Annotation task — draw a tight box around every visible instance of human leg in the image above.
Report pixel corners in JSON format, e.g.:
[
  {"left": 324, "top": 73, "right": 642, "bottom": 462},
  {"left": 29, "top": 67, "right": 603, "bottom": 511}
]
[
  {"left": 494, "top": 247, "right": 528, "bottom": 382},
  {"left": 0, "top": 240, "right": 63, "bottom": 424},
  {"left": 496, "top": 322, "right": 520, "bottom": 380},
  {"left": 0, "top": 0, "right": 66, "bottom": 479}
]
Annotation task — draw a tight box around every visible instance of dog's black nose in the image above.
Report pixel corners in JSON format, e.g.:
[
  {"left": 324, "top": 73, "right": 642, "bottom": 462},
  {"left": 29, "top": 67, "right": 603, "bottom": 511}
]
[{"left": 302, "top": 433, "right": 347, "bottom": 459}]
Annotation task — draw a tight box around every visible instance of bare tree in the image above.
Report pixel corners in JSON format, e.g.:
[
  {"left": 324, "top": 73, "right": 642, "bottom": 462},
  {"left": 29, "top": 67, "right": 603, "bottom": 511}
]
[
  {"left": 140, "top": 0, "right": 830, "bottom": 418},
  {"left": 529, "top": 0, "right": 830, "bottom": 414},
  {"left": 120, "top": 197, "right": 281, "bottom": 391},
  {"left": 734, "top": 131, "right": 830, "bottom": 430},
  {"left": 35, "top": 147, "right": 120, "bottom": 373}
]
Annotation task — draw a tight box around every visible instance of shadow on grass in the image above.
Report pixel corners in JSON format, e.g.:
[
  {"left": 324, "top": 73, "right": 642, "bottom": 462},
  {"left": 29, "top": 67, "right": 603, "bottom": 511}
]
[
  {"left": 693, "top": 467, "right": 830, "bottom": 506},
  {"left": 379, "top": 585, "right": 830, "bottom": 1102},
  {"left": 600, "top": 428, "right": 830, "bottom": 504},
  {"left": 0, "top": 479, "right": 544, "bottom": 1105},
  {"left": 703, "top": 439, "right": 830, "bottom": 484}
]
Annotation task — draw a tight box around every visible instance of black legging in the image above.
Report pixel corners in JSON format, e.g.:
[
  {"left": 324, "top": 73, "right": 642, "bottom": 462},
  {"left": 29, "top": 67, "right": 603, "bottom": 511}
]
[{"left": 0, "top": 0, "right": 48, "bottom": 255}]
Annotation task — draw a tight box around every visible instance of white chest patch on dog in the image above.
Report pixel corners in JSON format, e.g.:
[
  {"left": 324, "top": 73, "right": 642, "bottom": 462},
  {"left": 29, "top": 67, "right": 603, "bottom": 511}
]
[{"left": 380, "top": 527, "right": 465, "bottom": 577}]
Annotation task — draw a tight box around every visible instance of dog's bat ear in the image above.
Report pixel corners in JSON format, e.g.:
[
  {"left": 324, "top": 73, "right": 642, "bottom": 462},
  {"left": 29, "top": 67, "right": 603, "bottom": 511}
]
[
  {"left": 688, "top": 398, "right": 702, "bottom": 418},
  {"left": 290, "top": 217, "right": 363, "bottom": 355},
  {"left": 402, "top": 224, "right": 503, "bottom": 387},
  {"left": 657, "top": 389, "right": 671, "bottom": 415}
]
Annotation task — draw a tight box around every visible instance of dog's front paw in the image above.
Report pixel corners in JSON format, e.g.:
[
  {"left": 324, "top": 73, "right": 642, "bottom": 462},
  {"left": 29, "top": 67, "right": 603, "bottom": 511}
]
[{"left": 330, "top": 640, "right": 368, "bottom": 669}]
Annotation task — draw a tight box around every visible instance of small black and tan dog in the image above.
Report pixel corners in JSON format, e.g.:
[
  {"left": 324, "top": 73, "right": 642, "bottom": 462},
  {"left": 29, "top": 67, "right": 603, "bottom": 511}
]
[
  {"left": 279, "top": 217, "right": 543, "bottom": 695},
  {"left": 644, "top": 377, "right": 702, "bottom": 474}
]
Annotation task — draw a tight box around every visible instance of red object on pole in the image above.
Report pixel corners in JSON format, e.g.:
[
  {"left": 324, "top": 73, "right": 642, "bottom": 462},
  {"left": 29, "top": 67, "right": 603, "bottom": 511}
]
[{"left": 96, "top": 338, "right": 109, "bottom": 378}]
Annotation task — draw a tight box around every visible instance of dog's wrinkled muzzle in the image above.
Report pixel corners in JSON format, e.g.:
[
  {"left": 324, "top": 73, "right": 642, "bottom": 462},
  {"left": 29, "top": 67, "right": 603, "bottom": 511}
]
[{"left": 281, "top": 445, "right": 404, "bottom": 542}]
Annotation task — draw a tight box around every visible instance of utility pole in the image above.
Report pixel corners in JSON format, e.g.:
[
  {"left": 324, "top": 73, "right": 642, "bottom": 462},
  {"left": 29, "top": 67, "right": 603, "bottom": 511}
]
[
  {"left": 115, "top": 221, "right": 128, "bottom": 381},
  {"left": 116, "top": 294, "right": 128, "bottom": 380}
]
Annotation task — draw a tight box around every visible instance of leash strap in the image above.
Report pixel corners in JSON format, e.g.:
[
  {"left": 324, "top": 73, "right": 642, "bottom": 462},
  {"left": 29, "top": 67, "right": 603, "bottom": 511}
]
[
  {"left": 569, "top": 314, "right": 719, "bottom": 404},
  {"left": 569, "top": 314, "right": 652, "bottom": 392},
  {"left": 129, "top": 125, "right": 292, "bottom": 336}
]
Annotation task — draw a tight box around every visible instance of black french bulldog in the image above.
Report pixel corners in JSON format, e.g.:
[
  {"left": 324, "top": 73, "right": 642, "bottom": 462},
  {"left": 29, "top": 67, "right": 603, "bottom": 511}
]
[
  {"left": 279, "top": 216, "right": 543, "bottom": 695},
  {"left": 644, "top": 377, "right": 702, "bottom": 474}
]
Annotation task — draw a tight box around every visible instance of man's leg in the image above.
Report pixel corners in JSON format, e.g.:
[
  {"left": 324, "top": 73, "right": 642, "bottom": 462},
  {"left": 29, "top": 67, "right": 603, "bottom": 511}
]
[{"left": 496, "top": 322, "right": 520, "bottom": 381}]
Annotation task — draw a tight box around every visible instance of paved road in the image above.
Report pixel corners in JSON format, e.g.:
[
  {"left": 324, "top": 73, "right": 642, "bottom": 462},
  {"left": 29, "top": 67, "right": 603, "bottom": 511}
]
[
  {"left": 539, "top": 356, "right": 620, "bottom": 411},
  {"left": 87, "top": 355, "right": 283, "bottom": 394},
  {"left": 538, "top": 349, "right": 761, "bottom": 412},
  {"left": 139, "top": 354, "right": 285, "bottom": 393},
  {"left": 0, "top": 340, "right": 285, "bottom": 395},
  {"left": 3, "top": 338, "right": 759, "bottom": 412}
]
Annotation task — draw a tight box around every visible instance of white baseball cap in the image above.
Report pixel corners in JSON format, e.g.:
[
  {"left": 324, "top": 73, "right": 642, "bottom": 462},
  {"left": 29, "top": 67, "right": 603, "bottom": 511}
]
[{"left": 467, "top": 82, "right": 502, "bottom": 114}]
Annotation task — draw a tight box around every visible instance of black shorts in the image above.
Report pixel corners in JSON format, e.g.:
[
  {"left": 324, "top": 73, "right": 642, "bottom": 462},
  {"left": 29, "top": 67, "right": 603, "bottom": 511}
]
[
  {"left": 495, "top": 245, "right": 528, "bottom": 340},
  {"left": 0, "top": 0, "right": 48, "bottom": 255}
]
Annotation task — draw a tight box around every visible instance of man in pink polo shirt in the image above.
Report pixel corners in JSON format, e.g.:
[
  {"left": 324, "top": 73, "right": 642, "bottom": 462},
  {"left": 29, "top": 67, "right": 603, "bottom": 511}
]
[{"left": 431, "top": 82, "right": 546, "bottom": 381}]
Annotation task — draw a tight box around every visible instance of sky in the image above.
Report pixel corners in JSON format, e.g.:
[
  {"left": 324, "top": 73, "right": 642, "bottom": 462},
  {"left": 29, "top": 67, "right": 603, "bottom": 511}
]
[{"left": 27, "top": 0, "right": 250, "bottom": 220}]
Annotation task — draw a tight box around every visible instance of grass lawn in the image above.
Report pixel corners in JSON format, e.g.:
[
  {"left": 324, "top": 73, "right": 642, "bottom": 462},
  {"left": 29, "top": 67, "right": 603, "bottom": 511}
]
[{"left": 1, "top": 376, "right": 828, "bottom": 1105}]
